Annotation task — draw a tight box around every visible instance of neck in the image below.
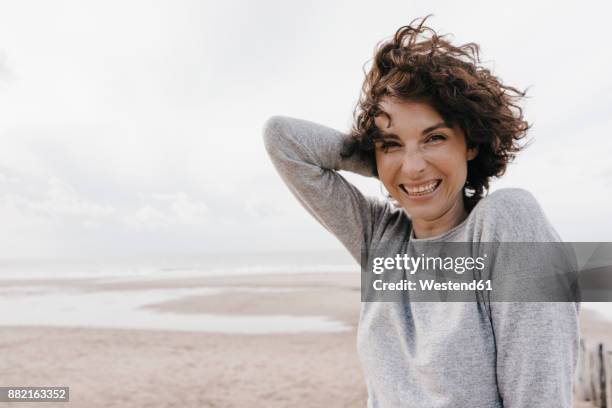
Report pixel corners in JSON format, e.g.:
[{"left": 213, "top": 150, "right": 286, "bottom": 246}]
[{"left": 411, "top": 197, "right": 468, "bottom": 239}]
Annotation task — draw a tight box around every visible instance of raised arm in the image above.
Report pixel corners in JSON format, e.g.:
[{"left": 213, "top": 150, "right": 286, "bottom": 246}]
[{"left": 262, "top": 115, "right": 388, "bottom": 264}]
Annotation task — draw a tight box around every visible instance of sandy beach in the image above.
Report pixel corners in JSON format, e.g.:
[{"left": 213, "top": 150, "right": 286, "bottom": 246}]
[{"left": 0, "top": 272, "right": 608, "bottom": 407}]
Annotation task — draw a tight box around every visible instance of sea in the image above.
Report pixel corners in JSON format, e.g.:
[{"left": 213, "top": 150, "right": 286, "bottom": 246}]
[
  {"left": 0, "top": 250, "right": 359, "bottom": 334},
  {"left": 0, "top": 249, "right": 610, "bottom": 332}
]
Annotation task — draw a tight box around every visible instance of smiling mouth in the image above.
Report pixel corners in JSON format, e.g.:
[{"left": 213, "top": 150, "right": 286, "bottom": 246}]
[{"left": 400, "top": 180, "right": 441, "bottom": 197}]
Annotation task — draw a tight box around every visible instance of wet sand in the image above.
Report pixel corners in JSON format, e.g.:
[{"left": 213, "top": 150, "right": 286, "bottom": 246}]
[{"left": 0, "top": 273, "right": 607, "bottom": 407}]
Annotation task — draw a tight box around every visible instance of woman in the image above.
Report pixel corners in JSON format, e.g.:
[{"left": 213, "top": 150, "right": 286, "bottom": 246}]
[{"left": 263, "top": 16, "right": 579, "bottom": 407}]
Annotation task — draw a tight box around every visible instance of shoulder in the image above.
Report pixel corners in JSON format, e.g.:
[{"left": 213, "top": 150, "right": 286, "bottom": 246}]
[
  {"left": 476, "top": 188, "right": 542, "bottom": 218},
  {"left": 368, "top": 199, "right": 413, "bottom": 241},
  {"left": 469, "top": 188, "right": 560, "bottom": 242}
]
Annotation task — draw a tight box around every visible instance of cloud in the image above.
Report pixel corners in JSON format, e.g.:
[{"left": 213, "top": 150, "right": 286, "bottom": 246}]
[
  {"left": 124, "top": 192, "right": 209, "bottom": 229},
  {"left": 244, "top": 194, "right": 288, "bottom": 218},
  {"left": 0, "top": 51, "right": 12, "bottom": 81},
  {"left": 1, "top": 1, "right": 611, "bottom": 257},
  {"left": 0, "top": 165, "right": 20, "bottom": 184},
  {"left": 32, "top": 178, "right": 114, "bottom": 219},
  {"left": 125, "top": 204, "right": 170, "bottom": 229},
  {"left": 0, "top": 174, "right": 114, "bottom": 226}
]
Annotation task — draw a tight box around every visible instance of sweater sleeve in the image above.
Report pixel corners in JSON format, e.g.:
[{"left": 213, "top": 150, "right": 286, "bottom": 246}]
[
  {"left": 491, "top": 301, "right": 578, "bottom": 407},
  {"left": 482, "top": 189, "right": 579, "bottom": 407},
  {"left": 262, "top": 115, "right": 388, "bottom": 264}
]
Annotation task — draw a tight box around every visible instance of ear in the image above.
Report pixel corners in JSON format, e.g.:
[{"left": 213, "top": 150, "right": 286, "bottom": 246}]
[{"left": 467, "top": 146, "right": 479, "bottom": 161}]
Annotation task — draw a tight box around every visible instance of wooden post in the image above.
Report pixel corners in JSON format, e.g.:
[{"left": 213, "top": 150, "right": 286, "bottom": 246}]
[
  {"left": 568, "top": 338, "right": 612, "bottom": 406},
  {"left": 605, "top": 349, "right": 612, "bottom": 408},
  {"left": 591, "top": 343, "right": 602, "bottom": 407},
  {"left": 599, "top": 343, "right": 607, "bottom": 408},
  {"left": 575, "top": 338, "right": 592, "bottom": 401}
]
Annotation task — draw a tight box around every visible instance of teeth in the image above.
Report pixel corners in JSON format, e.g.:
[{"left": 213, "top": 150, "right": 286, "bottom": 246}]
[{"left": 402, "top": 181, "right": 439, "bottom": 195}]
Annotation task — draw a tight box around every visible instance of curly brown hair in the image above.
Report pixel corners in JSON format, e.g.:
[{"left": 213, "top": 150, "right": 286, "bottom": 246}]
[{"left": 341, "top": 15, "right": 530, "bottom": 210}]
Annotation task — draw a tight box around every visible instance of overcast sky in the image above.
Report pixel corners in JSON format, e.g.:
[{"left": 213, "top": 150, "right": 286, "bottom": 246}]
[{"left": 0, "top": 0, "right": 611, "bottom": 259}]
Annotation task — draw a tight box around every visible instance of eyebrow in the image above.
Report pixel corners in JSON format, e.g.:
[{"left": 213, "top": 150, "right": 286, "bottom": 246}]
[{"left": 378, "top": 121, "right": 452, "bottom": 139}]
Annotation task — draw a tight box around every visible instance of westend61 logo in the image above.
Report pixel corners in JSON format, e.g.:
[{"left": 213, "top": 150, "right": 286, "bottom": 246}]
[
  {"left": 360, "top": 241, "right": 603, "bottom": 302},
  {"left": 370, "top": 253, "right": 492, "bottom": 295},
  {"left": 371, "top": 253, "right": 487, "bottom": 275}
]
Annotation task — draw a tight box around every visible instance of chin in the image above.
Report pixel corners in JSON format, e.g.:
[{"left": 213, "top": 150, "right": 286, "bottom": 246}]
[
  {"left": 410, "top": 211, "right": 441, "bottom": 223},
  {"left": 400, "top": 205, "right": 438, "bottom": 221}
]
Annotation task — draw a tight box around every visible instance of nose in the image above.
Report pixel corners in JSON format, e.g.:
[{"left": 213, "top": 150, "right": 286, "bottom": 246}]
[{"left": 400, "top": 148, "right": 427, "bottom": 178}]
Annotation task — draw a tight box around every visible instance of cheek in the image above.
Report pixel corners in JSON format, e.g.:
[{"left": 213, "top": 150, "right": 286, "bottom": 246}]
[
  {"left": 375, "top": 154, "right": 395, "bottom": 183},
  {"left": 442, "top": 156, "right": 468, "bottom": 187}
]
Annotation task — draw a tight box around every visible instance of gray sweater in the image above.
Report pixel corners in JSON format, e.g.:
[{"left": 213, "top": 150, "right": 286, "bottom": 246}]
[{"left": 262, "top": 115, "right": 580, "bottom": 407}]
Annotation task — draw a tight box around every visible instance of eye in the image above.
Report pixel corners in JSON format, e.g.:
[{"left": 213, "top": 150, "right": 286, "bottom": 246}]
[
  {"left": 426, "top": 134, "right": 447, "bottom": 143},
  {"left": 376, "top": 140, "right": 401, "bottom": 153}
]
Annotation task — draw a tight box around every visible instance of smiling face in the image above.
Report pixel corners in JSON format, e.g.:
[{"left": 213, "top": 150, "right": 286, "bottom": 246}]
[{"left": 374, "top": 98, "right": 478, "bottom": 238}]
